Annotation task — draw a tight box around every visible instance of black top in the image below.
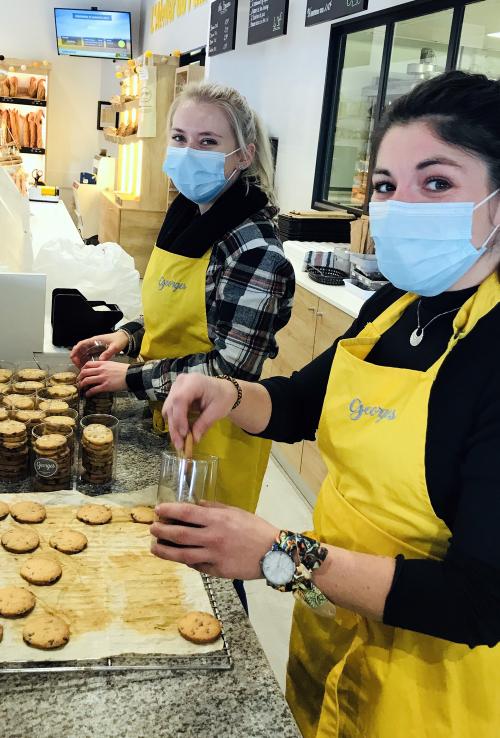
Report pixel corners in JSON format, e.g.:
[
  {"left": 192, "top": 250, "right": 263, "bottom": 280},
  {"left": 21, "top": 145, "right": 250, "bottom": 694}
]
[
  {"left": 155, "top": 179, "right": 272, "bottom": 257},
  {"left": 260, "top": 281, "right": 500, "bottom": 647}
]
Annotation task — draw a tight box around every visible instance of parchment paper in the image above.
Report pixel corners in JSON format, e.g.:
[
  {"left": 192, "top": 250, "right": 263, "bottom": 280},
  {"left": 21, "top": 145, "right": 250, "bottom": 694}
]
[{"left": 0, "top": 489, "right": 223, "bottom": 663}]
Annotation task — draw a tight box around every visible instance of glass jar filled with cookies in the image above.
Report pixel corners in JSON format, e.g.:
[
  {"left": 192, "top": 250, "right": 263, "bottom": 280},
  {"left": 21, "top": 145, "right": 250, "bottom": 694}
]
[
  {"left": 0, "top": 418, "right": 29, "bottom": 483},
  {"left": 32, "top": 424, "right": 73, "bottom": 492},
  {"left": 2, "top": 392, "right": 37, "bottom": 415},
  {"left": 37, "top": 384, "right": 79, "bottom": 412},
  {"left": 79, "top": 414, "right": 118, "bottom": 490},
  {"left": 0, "top": 360, "right": 16, "bottom": 387},
  {"left": 13, "top": 363, "right": 48, "bottom": 387},
  {"left": 81, "top": 343, "right": 115, "bottom": 417},
  {"left": 47, "top": 363, "right": 79, "bottom": 388}
]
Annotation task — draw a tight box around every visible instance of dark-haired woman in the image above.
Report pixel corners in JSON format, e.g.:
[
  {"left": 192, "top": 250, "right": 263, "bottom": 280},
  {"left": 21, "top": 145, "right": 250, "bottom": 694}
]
[{"left": 153, "top": 71, "right": 500, "bottom": 737}]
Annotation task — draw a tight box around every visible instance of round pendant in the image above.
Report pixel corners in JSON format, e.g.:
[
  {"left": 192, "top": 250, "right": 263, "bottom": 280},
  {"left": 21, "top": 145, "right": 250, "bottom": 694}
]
[{"left": 410, "top": 328, "right": 424, "bottom": 347}]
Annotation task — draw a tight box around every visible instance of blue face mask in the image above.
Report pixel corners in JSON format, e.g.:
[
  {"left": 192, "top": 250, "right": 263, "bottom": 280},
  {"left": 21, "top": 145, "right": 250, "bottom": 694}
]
[
  {"left": 162, "top": 146, "right": 240, "bottom": 205},
  {"left": 369, "top": 190, "right": 499, "bottom": 296}
]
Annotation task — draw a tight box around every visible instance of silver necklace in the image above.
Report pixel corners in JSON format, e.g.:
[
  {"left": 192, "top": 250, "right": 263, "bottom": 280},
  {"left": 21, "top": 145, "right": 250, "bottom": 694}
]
[{"left": 409, "top": 299, "right": 460, "bottom": 347}]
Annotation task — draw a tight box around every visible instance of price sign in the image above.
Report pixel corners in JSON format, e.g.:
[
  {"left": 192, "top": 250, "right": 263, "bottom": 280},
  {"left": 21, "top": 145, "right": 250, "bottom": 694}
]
[
  {"left": 305, "top": 0, "right": 369, "bottom": 27},
  {"left": 248, "top": 0, "right": 289, "bottom": 45},
  {"left": 209, "top": 0, "right": 238, "bottom": 57}
]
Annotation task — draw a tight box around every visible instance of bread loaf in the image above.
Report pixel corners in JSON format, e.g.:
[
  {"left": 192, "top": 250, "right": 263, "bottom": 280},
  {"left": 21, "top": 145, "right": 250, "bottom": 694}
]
[
  {"left": 21, "top": 114, "right": 30, "bottom": 147},
  {"left": 0, "top": 110, "right": 8, "bottom": 142},
  {"left": 35, "top": 109, "right": 44, "bottom": 148},
  {"left": 9, "top": 76, "right": 18, "bottom": 98},
  {"left": 27, "top": 112, "right": 36, "bottom": 148},
  {"left": 8, "top": 109, "right": 20, "bottom": 146},
  {"left": 36, "top": 79, "right": 46, "bottom": 101},
  {"left": 0, "top": 77, "right": 10, "bottom": 97},
  {"left": 28, "top": 77, "right": 37, "bottom": 98}
]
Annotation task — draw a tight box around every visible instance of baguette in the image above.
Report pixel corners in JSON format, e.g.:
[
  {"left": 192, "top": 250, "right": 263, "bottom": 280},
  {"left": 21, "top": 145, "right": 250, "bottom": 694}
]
[
  {"left": 21, "top": 114, "right": 30, "bottom": 147},
  {"left": 8, "top": 108, "right": 20, "bottom": 146},
  {"left": 0, "top": 109, "right": 8, "bottom": 142},
  {"left": 28, "top": 76, "right": 37, "bottom": 98},
  {"left": 35, "top": 109, "right": 44, "bottom": 148},
  {"left": 9, "top": 76, "right": 18, "bottom": 98},
  {"left": 0, "top": 77, "right": 10, "bottom": 97},
  {"left": 36, "top": 79, "right": 46, "bottom": 101},
  {"left": 27, "top": 112, "right": 36, "bottom": 148}
]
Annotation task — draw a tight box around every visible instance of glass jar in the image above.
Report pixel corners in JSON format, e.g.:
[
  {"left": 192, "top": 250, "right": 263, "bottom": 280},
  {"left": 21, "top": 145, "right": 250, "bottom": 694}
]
[
  {"left": 0, "top": 418, "right": 29, "bottom": 482},
  {"left": 0, "top": 360, "right": 16, "bottom": 386},
  {"left": 81, "top": 342, "right": 115, "bottom": 417},
  {"left": 32, "top": 423, "right": 73, "bottom": 492},
  {"left": 79, "top": 414, "right": 119, "bottom": 489}
]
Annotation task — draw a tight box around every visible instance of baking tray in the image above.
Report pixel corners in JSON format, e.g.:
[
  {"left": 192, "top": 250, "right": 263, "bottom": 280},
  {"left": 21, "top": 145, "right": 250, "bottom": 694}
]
[{"left": 0, "top": 575, "right": 232, "bottom": 674}]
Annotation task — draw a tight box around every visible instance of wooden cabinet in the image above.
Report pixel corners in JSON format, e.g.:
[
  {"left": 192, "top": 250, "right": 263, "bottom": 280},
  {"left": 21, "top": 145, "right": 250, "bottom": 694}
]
[
  {"left": 99, "top": 191, "right": 165, "bottom": 276},
  {"left": 261, "top": 285, "right": 318, "bottom": 471},
  {"left": 265, "top": 286, "right": 354, "bottom": 498}
]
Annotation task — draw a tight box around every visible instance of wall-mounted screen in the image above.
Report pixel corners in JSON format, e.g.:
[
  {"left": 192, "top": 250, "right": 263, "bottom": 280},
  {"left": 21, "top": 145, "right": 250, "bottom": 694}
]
[{"left": 54, "top": 8, "right": 132, "bottom": 59}]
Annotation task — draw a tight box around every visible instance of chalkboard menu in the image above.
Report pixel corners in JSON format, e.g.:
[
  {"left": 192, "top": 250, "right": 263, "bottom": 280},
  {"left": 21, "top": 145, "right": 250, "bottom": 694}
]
[
  {"left": 248, "top": 0, "right": 289, "bottom": 45},
  {"left": 209, "top": 0, "right": 238, "bottom": 57},
  {"left": 305, "top": 0, "right": 369, "bottom": 27}
]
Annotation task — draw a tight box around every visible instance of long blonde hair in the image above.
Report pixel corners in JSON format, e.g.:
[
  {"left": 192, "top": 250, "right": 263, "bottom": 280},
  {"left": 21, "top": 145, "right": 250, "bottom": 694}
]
[{"left": 168, "top": 81, "right": 277, "bottom": 208}]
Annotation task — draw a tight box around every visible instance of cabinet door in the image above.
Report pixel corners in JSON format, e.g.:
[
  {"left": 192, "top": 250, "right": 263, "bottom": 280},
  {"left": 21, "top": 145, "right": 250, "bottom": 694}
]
[
  {"left": 301, "top": 299, "right": 354, "bottom": 495},
  {"left": 313, "top": 299, "right": 354, "bottom": 359},
  {"left": 300, "top": 441, "right": 328, "bottom": 496},
  {"left": 262, "top": 285, "right": 319, "bottom": 471},
  {"left": 99, "top": 193, "right": 120, "bottom": 245}
]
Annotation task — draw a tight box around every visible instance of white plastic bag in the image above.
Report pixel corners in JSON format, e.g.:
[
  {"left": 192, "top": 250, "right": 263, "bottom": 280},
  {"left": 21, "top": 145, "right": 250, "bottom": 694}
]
[{"left": 33, "top": 239, "right": 141, "bottom": 320}]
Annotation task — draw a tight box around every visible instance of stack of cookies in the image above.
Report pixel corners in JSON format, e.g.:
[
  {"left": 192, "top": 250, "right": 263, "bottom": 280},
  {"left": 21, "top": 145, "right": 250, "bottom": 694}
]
[
  {"left": 81, "top": 423, "right": 115, "bottom": 485},
  {"left": 44, "top": 384, "right": 79, "bottom": 411},
  {"left": 37, "top": 399, "right": 69, "bottom": 416},
  {"left": 0, "top": 365, "right": 14, "bottom": 385},
  {"left": 16, "top": 367, "right": 47, "bottom": 383},
  {"left": 32, "top": 432, "right": 71, "bottom": 491},
  {"left": 2, "top": 393, "right": 36, "bottom": 413},
  {"left": 48, "top": 370, "right": 78, "bottom": 386},
  {"left": 83, "top": 392, "right": 114, "bottom": 416},
  {"left": 12, "top": 380, "right": 45, "bottom": 396},
  {"left": 12, "top": 409, "right": 46, "bottom": 443},
  {"left": 0, "top": 419, "right": 29, "bottom": 481}
]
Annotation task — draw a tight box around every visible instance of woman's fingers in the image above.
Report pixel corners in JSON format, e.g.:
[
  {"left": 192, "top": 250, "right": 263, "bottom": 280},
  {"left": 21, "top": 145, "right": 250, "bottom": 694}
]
[{"left": 151, "top": 540, "right": 212, "bottom": 568}]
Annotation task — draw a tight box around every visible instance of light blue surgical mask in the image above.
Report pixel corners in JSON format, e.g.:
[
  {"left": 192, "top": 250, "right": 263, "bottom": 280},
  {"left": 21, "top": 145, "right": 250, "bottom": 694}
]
[
  {"left": 162, "top": 146, "right": 240, "bottom": 205},
  {"left": 369, "top": 190, "right": 499, "bottom": 296}
]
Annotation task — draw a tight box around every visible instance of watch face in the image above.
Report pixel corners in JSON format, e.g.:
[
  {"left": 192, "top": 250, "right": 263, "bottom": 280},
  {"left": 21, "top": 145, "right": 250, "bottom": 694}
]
[{"left": 261, "top": 549, "right": 295, "bottom": 587}]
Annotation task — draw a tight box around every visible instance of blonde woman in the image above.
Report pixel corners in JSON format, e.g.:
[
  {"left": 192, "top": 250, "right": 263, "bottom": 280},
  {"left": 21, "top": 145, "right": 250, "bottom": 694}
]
[{"left": 71, "top": 82, "right": 294, "bottom": 535}]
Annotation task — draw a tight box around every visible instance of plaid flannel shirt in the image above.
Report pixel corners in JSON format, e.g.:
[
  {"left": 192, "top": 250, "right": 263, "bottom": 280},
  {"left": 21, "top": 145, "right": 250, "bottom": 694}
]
[{"left": 122, "top": 208, "right": 295, "bottom": 401}]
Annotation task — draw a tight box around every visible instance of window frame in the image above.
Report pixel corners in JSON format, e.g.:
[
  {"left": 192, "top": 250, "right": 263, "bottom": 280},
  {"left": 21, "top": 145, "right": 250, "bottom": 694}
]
[{"left": 312, "top": 0, "right": 481, "bottom": 214}]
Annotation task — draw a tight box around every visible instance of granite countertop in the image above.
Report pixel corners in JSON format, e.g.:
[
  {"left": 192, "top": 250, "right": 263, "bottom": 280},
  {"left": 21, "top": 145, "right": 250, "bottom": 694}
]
[{"left": 0, "top": 397, "right": 301, "bottom": 738}]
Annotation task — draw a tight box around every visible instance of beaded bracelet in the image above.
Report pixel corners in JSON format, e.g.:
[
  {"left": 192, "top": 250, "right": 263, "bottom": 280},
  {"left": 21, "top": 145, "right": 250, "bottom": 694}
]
[{"left": 215, "top": 375, "right": 243, "bottom": 409}]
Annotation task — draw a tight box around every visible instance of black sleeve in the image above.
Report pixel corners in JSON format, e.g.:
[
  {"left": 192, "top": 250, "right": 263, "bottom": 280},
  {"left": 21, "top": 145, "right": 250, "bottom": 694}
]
[
  {"left": 258, "top": 286, "right": 401, "bottom": 444},
  {"left": 384, "top": 367, "right": 500, "bottom": 647}
]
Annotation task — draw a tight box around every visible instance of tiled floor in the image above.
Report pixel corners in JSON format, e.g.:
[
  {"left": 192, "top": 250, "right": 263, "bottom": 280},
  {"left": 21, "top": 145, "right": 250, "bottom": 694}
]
[{"left": 246, "top": 455, "right": 313, "bottom": 693}]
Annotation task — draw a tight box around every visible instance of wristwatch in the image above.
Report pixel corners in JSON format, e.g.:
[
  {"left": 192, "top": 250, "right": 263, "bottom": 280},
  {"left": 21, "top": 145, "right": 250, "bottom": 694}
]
[{"left": 261, "top": 544, "right": 297, "bottom": 589}]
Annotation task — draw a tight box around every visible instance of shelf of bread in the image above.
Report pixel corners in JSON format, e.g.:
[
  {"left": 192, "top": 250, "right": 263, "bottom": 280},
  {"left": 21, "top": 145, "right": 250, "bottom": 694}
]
[
  {"left": 111, "top": 98, "right": 140, "bottom": 113},
  {"left": 104, "top": 127, "right": 139, "bottom": 145},
  {"left": 0, "top": 59, "right": 49, "bottom": 179},
  {"left": 1, "top": 108, "right": 45, "bottom": 151},
  {"left": 0, "top": 96, "right": 46, "bottom": 107}
]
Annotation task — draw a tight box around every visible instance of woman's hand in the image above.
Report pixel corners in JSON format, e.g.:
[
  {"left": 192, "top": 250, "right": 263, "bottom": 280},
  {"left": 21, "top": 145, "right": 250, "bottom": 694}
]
[
  {"left": 150, "top": 501, "right": 279, "bottom": 579},
  {"left": 70, "top": 331, "right": 129, "bottom": 369},
  {"left": 164, "top": 374, "right": 238, "bottom": 449},
  {"left": 77, "top": 360, "right": 128, "bottom": 396}
]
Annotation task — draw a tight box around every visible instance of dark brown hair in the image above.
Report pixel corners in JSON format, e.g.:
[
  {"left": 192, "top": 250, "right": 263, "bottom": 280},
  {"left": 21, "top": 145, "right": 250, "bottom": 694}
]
[{"left": 372, "top": 70, "right": 500, "bottom": 276}]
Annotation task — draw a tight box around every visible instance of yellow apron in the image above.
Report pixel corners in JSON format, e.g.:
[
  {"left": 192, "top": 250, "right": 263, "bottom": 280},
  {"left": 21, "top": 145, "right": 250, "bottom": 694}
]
[
  {"left": 287, "top": 273, "right": 500, "bottom": 738},
  {"left": 141, "top": 245, "right": 271, "bottom": 513}
]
